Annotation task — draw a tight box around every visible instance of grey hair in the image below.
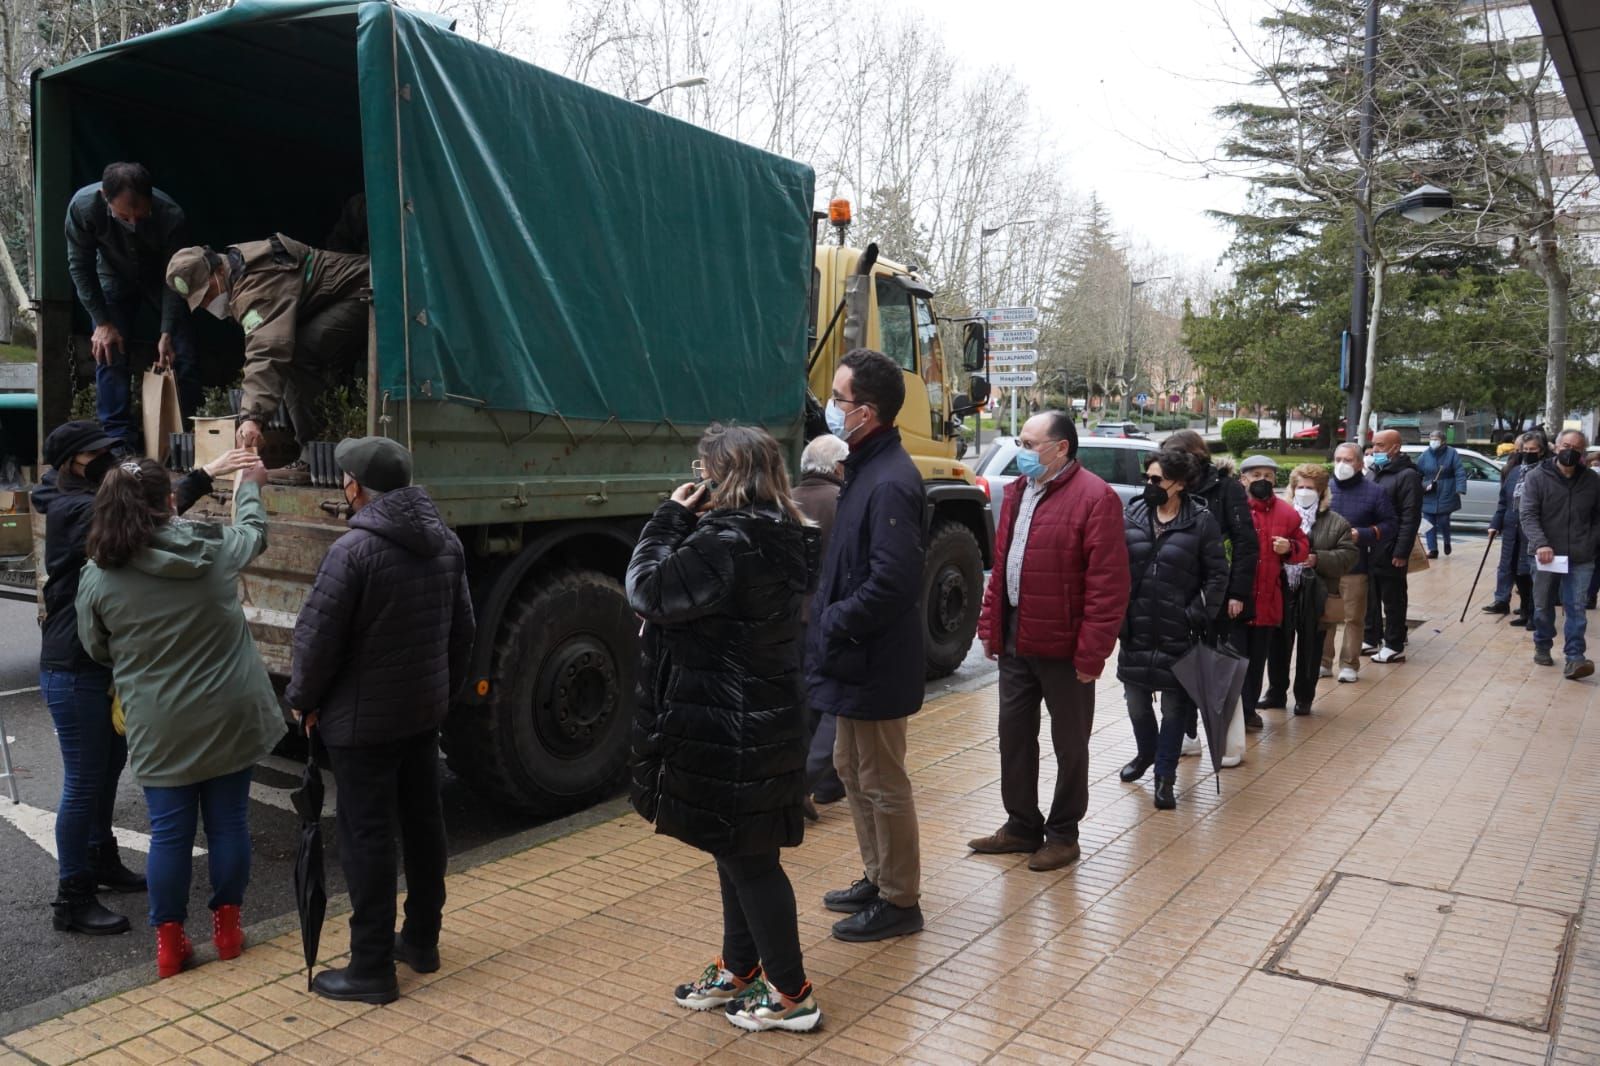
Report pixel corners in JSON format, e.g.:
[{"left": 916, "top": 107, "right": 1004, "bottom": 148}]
[{"left": 801, "top": 434, "right": 849, "bottom": 476}]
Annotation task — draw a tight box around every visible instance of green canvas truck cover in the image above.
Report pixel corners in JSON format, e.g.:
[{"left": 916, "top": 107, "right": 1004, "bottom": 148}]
[{"left": 34, "top": 0, "right": 816, "bottom": 428}]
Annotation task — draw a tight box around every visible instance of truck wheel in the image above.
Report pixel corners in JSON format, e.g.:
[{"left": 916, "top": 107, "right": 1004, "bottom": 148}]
[
  {"left": 922, "top": 520, "right": 983, "bottom": 679},
  {"left": 445, "top": 568, "right": 636, "bottom": 812}
]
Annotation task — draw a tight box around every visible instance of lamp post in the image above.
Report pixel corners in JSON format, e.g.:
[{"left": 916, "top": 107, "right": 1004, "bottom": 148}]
[
  {"left": 633, "top": 75, "right": 708, "bottom": 106},
  {"left": 1119, "top": 275, "right": 1171, "bottom": 420},
  {"left": 975, "top": 217, "right": 1037, "bottom": 444}
]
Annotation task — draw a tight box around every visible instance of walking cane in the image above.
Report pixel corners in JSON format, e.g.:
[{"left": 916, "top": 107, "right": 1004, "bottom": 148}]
[{"left": 1459, "top": 529, "right": 1499, "bottom": 624}]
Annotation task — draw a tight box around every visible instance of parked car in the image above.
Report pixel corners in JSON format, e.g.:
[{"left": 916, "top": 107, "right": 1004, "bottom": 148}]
[
  {"left": 1293, "top": 421, "right": 1347, "bottom": 440},
  {"left": 1399, "top": 444, "right": 1502, "bottom": 531},
  {"left": 1092, "top": 421, "right": 1149, "bottom": 439},
  {"left": 975, "top": 436, "right": 1161, "bottom": 506}
]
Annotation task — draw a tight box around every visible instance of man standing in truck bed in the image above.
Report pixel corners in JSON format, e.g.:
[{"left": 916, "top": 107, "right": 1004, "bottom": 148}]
[{"left": 165, "top": 235, "right": 368, "bottom": 484}]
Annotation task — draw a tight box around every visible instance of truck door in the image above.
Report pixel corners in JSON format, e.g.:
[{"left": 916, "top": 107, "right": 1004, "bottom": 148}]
[{"left": 874, "top": 275, "right": 938, "bottom": 454}]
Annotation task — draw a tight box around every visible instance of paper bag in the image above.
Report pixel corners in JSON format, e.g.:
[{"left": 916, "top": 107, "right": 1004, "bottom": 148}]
[{"left": 141, "top": 371, "right": 182, "bottom": 464}]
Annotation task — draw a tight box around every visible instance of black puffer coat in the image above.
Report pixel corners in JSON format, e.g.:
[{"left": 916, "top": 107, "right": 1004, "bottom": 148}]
[
  {"left": 285, "top": 486, "right": 476, "bottom": 748},
  {"left": 626, "top": 500, "right": 818, "bottom": 856},
  {"left": 1117, "top": 496, "right": 1229, "bottom": 692}
]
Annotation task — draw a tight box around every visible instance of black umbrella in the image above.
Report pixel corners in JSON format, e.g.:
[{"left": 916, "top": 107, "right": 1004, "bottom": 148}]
[
  {"left": 290, "top": 742, "right": 327, "bottom": 992},
  {"left": 1171, "top": 638, "right": 1249, "bottom": 793}
]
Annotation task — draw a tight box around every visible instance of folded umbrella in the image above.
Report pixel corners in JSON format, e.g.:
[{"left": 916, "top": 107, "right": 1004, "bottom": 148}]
[
  {"left": 290, "top": 744, "right": 327, "bottom": 992},
  {"left": 1171, "top": 638, "right": 1249, "bottom": 793}
]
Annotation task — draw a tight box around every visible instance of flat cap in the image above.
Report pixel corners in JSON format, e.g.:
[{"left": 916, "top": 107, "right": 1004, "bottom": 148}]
[
  {"left": 335, "top": 436, "right": 412, "bottom": 493},
  {"left": 43, "top": 420, "right": 117, "bottom": 470},
  {"left": 1238, "top": 454, "right": 1279, "bottom": 472}
]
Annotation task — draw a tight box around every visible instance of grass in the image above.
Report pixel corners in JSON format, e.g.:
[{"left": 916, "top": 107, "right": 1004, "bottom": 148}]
[{"left": 0, "top": 343, "right": 32, "bottom": 364}]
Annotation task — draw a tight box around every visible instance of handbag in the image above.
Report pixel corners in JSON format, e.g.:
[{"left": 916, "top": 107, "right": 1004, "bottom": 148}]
[{"left": 1408, "top": 536, "right": 1431, "bottom": 573}]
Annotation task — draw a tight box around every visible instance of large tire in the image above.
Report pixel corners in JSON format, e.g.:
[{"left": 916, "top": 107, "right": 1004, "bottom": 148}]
[
  {"left": 922, "top": 520, "right": 984, "bottom": 679},
  {"left": 444, "top": 568, "right": 636, "bottom": 812}
]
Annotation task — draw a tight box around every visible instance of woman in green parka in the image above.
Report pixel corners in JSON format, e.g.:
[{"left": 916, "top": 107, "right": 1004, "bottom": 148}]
[{"left": 76, "top": 457, "right": 281, "bottom": 980}]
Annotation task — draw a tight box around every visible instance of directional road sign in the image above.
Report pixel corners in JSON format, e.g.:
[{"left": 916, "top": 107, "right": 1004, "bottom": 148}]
[
  {"left": 989, "top": 349, "right": 1038, "bottom": 367},
  {"left": 990, "top": 371, "right": 1038, "bottom": 387},
  {"left": 977, "top": 306, "right": 1037, "bottom": 325},
  {"left": 989, "top": 327, "right": 1038, "bottom": 345}
]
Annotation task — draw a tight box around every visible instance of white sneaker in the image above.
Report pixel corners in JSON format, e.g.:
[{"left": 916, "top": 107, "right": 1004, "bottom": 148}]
[
  {"left": 1319, "top": 665, "right": 1333, "bottom": 679},
  {"left": 1338, "top": 667, "right": 1358, "bottom": 683},
  {"left": 1361, "top": 642, "right": 1380, "bottom": 656},
  {"left": 1220, "top": 753, "right": 1243, "bottom": 768},
  {"left": 1181, "top": 735, "right": 1202, "bottom": 757},
  {"left": 1371, "top": 646, "right": 1406, "bottom": 664}
]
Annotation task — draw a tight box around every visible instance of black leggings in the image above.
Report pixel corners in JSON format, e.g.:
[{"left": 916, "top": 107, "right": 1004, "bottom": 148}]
[{"left": 717, "top": 851, "right": 807, "bottom": 998}]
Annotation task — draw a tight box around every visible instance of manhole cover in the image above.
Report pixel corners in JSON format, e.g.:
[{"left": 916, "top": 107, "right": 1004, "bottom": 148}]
[{"left": 1265, "top": 873, "right": 1574, "bottom": 1030}]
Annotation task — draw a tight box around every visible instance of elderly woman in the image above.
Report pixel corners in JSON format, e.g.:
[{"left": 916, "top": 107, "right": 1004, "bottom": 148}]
[{"left": 1264, "top": 463, "right": 1357, "bottom": 718}]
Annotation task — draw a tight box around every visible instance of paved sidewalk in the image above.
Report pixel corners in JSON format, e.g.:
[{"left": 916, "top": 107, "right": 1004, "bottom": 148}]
[{"left": 4, "top": 541, "right": 1599, "bottom": 1065}]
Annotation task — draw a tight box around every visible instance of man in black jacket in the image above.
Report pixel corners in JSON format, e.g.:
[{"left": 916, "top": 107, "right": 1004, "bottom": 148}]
[
  {"left": 288, "top": 437, "right": 476, "bottom": 1004},
  {"left": 1519, "top": 429, "right": 1600, "bottom": 678},
  {"left": 1364, "top": 430, "right": 1423, "bottom": 663},
  {"left": 806, "top": 350, "right": 926, "bottom": 944}
]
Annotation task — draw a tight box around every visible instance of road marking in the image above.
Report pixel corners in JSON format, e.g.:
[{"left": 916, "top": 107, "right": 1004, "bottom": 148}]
[
  {"left": 254, "top": 756, "right": 337, "bottom": 817},
  {"left": 0, "top": 801, "right": 205, "bottom": 858},
  {"left": 0, "top": 686, "right": 39, "bottom": 698}
]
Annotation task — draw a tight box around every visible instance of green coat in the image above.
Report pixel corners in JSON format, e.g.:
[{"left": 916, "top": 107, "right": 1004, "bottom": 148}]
[{"left": 76, "top": 482, "right": 281, "bottom": 788}]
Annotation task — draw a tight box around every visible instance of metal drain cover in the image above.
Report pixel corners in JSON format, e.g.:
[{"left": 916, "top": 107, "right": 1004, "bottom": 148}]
[{"left": 1266, "top": 873, "right": 1574, "bottom": 1030}]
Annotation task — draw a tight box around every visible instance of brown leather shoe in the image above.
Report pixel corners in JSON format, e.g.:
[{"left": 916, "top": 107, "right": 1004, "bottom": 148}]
[
  {"left": 1028, "top": 841, "right": 1081, "bottom": 871},
  {"left": 967, "top": 828, "right": 1040, "bottom": 855}
]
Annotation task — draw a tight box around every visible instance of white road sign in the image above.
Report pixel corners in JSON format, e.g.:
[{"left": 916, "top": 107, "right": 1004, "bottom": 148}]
[
  {"left": 989, "top": 327, "right": 1038, "bottom": 345},
  {"left": 989, "top": 349, "right": 1038, "bottom": 367},
  {"left": 978, "top": 306, "right": 1037, "bottom": 325},
  {"left": 989, "top": 371, "right": 1038, "bottom": 387}
]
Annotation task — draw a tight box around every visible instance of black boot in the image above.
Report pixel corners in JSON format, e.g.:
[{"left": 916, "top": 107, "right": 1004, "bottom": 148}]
[
  {"left": 1481, "top": 601, "right": 1510, "bottom": 615},
  {"left": 311, "top": 966, "right": 399, "bottom": 1005},
  {"left": 1153, "top": 777, "right": 1177, "bottom": 810},
  {"left": 51, "top": 875, "right": 131, "bottom": 936},
  {"left": 87, "top": 843, "right": 147, "bottom": 894},
  {"left": 1119, "top": 755, "right": 1153, "bottom": 783}
]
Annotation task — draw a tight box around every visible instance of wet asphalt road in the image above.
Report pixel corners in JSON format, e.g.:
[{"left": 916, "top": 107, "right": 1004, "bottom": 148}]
[{"left": 0, "top": 598, "right": 998, "bottom": 1028}]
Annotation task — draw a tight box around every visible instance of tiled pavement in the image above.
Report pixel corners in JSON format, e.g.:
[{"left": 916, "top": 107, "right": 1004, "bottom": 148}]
[{"left": 4, "top": 540, "right": 1600, "bottom": 1065}]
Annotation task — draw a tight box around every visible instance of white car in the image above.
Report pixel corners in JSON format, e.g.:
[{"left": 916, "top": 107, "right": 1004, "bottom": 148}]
[
  {"left": 1399, "top": 445, "right": 1503, "bottom": 531},
  {"left": 975, "top": 435, "right": 1162, "bottom": 506}
]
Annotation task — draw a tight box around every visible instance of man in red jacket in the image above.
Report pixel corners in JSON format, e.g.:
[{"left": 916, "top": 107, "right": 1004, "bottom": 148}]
[{"left": 967, "top": 412, "right": 1130, "bottom": 871}]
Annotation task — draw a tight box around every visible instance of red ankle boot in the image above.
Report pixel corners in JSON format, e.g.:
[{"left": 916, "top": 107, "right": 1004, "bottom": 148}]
[
  {"left": 156, "top": 921, "right": 192, "bottom": 979},
  {"left": 212, "top": 905, "right": 244, "bottom": 960}
]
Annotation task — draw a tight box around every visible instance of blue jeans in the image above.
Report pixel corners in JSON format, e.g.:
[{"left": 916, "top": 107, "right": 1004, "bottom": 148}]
[
  {"left": 1533, "top": 561, "right": 1596, "bottom": 661},
  {"left": 1126, "top": 686, "right": 1189, "bottom": 781},
  {"left": 41, "top": 666, "right": 120, "bottom": 881},
  {"left": 1424, "top": 511, "right": 1452, "bottom": 553},
  {"left": 141, "top": 767, "right": 253, "bottom": 927},
  {"left": 95, "top": 283, "right": 202, "bottom": 447}
]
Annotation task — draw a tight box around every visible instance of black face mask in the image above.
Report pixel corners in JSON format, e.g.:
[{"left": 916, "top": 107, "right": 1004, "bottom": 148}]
[
  {"left": 1521, "top": 452, "right": 1543, "bottom": 464},
  {"left": 1141, "top": 483, "right": 1169, "bottom": 508},
  {"left": 83, "top": 453, "right": 115, "bottom": 484},
  {"left": 1558, "top": 448, "right": 1582, "bottom": 468},
  {"left": 1247, "top": 478, "right": 1275, "bottom": 500}
]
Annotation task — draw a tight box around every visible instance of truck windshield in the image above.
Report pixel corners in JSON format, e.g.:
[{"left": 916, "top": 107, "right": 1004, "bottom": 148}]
[{"left": 875, "top": 276, "right": 916, "bottom": 372}]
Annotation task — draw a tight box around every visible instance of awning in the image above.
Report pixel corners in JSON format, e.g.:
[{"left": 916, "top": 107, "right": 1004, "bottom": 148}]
[{"left": 1530, "top": 0, "right": 1600, "bottom": 171}]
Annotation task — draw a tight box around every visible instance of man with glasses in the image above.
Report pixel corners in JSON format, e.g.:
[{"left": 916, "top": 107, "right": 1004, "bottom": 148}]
[{"left": 967, "top": 411, "right": 1129, "bottom": 872}]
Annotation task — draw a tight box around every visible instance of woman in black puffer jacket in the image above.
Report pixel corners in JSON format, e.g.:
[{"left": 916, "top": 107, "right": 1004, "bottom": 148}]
[
  {"left": 626, "top": 424, "right": 823, "bottom": 1034},
  {"left": 1118, "top": 449, "right": 1228, "bottom": 810}
]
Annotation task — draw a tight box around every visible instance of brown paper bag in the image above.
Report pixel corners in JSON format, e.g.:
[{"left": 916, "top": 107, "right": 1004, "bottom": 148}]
[{"left": 141, "top": 370, "right": 182, "bottom": 464}]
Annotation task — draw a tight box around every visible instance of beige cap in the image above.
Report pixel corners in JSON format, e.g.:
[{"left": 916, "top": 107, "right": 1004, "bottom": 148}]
[{"left": 165, "top": 247, "right": 215, "bottom": 312}]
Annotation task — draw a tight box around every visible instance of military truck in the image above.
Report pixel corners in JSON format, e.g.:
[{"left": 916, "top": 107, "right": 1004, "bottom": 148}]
[{"left": 31, "top": 0, "right": 989, "bottom": 812}]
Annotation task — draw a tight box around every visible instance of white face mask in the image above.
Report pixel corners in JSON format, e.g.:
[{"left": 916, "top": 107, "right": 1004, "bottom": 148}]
[
  {"left": 1333, "top": 461, "right": 1357, "bottom": 482},
  {"left": 1429, "top": 439, "right": 1442, "bottom": 451},
  {"left": 204, "top": 292, "right": 229, "bottom": 319},
  {"left": 1293, "top": 487, "right": 1318, "bottom": 509},
  {"left": 1362, "top": 454, "right": 1376, "bottom": 470}
]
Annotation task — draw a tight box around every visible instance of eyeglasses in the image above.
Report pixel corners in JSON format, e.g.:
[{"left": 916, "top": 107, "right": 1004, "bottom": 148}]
[
  {"left": 1020, "top": 438, "right": 1060, "bottom": 453},
  {"left": 1145, "top": 474, "right": 1166, "bottom": 486}
]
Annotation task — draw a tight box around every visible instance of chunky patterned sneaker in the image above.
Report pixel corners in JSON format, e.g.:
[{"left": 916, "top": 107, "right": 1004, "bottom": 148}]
[
  {"left": 725, "top": 978, "right": 822, "bottom": 1033},
  {"left": 674, "top": 959, "right": 756, "bottom": 1011}
]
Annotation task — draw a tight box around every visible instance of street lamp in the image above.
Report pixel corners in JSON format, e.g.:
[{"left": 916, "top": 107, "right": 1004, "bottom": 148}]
[
  {"left": 633, "top": 75, "right": 708, "bottom": 106},
  {"left": 975, "top": 217, "right": 1037, "bottom": 446},
  {"left": 1119, "top": 275, "right": 1171, "bottom": 420},
  {"left": 1384, "top": 183, "right": 1453, "bottom": 224}
]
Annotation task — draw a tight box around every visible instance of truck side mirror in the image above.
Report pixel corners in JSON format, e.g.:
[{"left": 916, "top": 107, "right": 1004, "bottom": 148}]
[
  {"left": 968, "top": 375, "right": 991, "bottom": 407},
  {"left": 962, "top": 322, "right": 987, "bottom": 372}
]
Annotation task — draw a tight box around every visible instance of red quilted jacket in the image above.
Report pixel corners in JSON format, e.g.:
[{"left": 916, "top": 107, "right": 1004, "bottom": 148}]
[
  {"left": 977, "top": 462, "right": 1130, "bottom": 677},
  {"left": 1246, "top": 494, "right": 1310, "bottom": 628}
]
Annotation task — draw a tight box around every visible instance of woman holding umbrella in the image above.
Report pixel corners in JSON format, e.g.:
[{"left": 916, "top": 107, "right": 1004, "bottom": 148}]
[
  {"left": 76, "top": 457, "right": 280, "bottom": 979},
  {"left": 1118, "top": 449, "right": 1228, "bottom": 809}
]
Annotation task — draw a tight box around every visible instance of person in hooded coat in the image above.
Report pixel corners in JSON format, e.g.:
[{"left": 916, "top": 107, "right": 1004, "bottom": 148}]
[
  {"left": 627, "top": 424, "right": 823, "bottom": 1034},
  {"left": 1116, "top": 449, "right": 1227, "bottom": 810},
  {"left": 76, "top": 457, "right": 280, "bottom": 980}
]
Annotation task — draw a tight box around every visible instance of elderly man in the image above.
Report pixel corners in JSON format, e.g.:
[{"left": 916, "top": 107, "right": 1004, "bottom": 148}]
[
  {"left": 66, "top": 162, "right": 202, "bottom": 444},
  {"left": 288, "top": 438, "right": 476, "bottom": 1004},
  {"left": 793, "top": 434, "right": 849, "bottom": 812},
  {"left": 807, "top": 350, "right": 927, "bottom": 943},
  {"left": 967, "top": 411, "right": 1129, "bottom": 871},
  {"left": 1363, "top": 430, "right": 1422, "bottom": 663},
  {"left": 1325, "top": 441, "right": 1396, "bottom": 683},
  {"left": 165, "top": 235, "right": 369, "bottom": 483},
  {"left": 1519, "top": 429, "right": 1600, "bottom": 679}
]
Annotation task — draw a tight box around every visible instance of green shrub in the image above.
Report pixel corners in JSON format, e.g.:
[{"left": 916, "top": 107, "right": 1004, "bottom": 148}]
[
  {"left": 1148, "top": 414, "right": 1193, "bottom": 431},
  {"left": 1220, "top": 418, "right": 1259, "bottom": 456}
]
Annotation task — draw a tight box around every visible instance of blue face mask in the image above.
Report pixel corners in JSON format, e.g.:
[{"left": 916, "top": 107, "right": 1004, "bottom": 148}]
[
  {"left": 1372, "top": 451, "right": 1390, "bottom": 467},
  {"left": 1017, "top": 442, "right": 1059, "bottom": 479},
  {"left": 825, "top": 398, "right": 860, "bottom": 441},
  {"left": 1428, "top": 439, "right": 1442, "bottom": 451}
]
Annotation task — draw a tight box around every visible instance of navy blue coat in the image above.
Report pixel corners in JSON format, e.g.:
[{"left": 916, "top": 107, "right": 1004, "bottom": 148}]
[
  {"left": 1416, "top": 445, "right": 1467, "bottom": 517},
  {"left": 805, "top": 428, "right": 925, "bottom": 721},
  {"left": 1491, "top": 462, "right": 1530, "bottom": 559},
  {"left": 1329, "top": 472, "right": 1398, "bottom": 577}
]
